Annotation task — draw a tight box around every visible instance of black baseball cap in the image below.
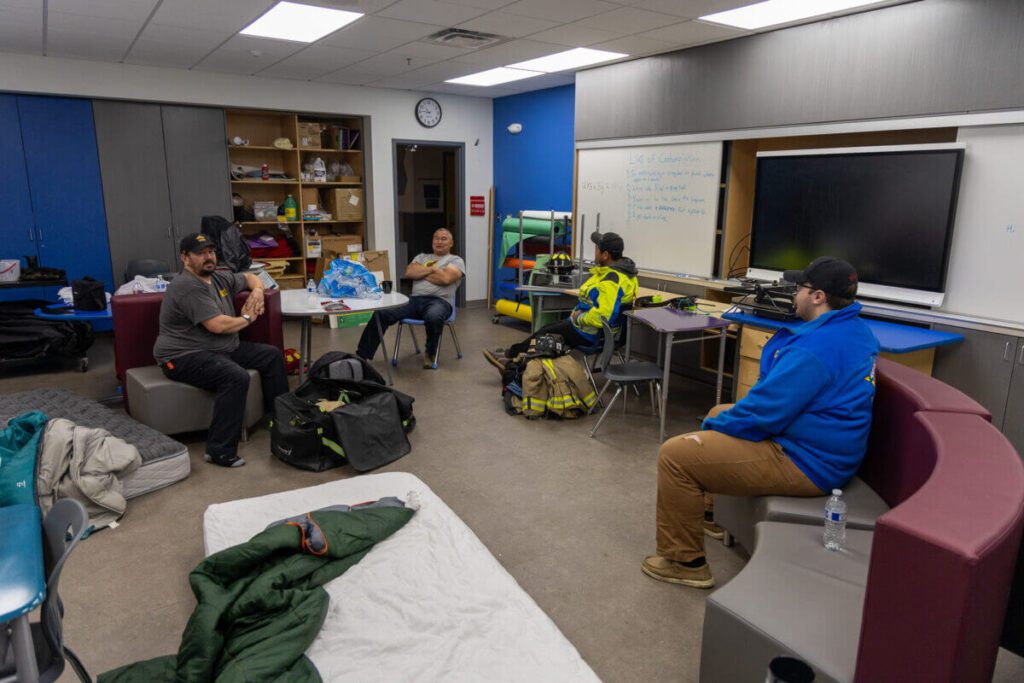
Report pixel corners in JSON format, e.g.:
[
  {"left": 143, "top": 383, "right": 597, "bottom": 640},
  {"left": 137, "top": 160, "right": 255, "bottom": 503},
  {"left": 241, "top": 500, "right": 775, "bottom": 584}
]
[
  {"left": 783, "top": 257, "right": 859, "bottom": 297},
  {"left": 179, "top": 232, "right": 215, "bottom": 254},
  {"left": 590, "top": 230, "right": 624, "bottom": 258}
]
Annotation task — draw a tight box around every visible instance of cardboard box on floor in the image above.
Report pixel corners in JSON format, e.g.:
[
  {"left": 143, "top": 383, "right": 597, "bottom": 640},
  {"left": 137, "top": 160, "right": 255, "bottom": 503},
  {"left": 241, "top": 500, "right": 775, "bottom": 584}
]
[{"left": 315, "top": 248, "right": 390, "bottom": 285}]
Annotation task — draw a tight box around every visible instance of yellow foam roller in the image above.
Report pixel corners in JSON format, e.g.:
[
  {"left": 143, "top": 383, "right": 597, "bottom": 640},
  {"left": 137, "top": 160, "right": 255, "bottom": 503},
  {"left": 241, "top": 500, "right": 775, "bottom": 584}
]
[{"left": 494, "top": 298, "right": 532, "bottom": 322}]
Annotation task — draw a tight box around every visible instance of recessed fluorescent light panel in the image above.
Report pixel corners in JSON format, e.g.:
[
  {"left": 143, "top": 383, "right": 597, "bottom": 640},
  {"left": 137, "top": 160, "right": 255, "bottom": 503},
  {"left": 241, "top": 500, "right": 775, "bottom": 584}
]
[
  {"left": 701, "top": 0, "right": 882, "bottom": 30},
  {"left": 446, "top": 67, "right": 543, "bottom": 87},
  {"left": 508, "top": 47, "right": 627, "bottom": 73},
  {"left": 240, "top": 1, "right": 363, "bottom": 43}
]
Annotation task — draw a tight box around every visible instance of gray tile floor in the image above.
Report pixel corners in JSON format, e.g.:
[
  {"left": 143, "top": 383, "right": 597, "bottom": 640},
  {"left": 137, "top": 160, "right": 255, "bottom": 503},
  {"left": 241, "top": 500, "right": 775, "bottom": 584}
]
[{"left": 2, "top": 306, "right": 1021, "bottom": 682}]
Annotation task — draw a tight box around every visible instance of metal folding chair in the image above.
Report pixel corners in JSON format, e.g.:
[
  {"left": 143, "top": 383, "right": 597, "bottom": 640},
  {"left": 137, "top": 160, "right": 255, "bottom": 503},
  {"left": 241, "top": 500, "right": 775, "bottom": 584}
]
[
  {"left": 589, "top": 320, "right": 663, "bottom": 438},
  {"left": 390, "top": 306, "right": 463, "bottom": 370}
]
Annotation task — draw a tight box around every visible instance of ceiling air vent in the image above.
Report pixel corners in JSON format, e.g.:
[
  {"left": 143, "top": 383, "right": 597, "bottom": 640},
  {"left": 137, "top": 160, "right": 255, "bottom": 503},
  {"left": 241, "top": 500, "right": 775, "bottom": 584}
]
[{"left": 423, "top": 28, "right": 504, "bottom": 50}]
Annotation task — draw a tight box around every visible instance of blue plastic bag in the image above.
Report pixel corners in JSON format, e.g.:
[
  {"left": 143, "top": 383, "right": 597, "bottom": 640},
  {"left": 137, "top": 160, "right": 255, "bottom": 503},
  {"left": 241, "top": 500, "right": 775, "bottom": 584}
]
[{"left": 317, "top": 258, "right": 382, "bottom": 299}]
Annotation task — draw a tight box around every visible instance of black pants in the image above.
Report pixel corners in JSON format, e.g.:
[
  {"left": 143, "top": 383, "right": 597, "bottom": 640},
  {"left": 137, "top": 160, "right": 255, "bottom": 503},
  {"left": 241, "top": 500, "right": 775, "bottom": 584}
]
[
  {"left": 506, "top": 318, "right": 591, "bottom": 357},
  {"left": 357, "top": 296, "right": 452, "bottom": 360},
  {"left": 161, "top": 342, "right": 288, "bottom": 457}
]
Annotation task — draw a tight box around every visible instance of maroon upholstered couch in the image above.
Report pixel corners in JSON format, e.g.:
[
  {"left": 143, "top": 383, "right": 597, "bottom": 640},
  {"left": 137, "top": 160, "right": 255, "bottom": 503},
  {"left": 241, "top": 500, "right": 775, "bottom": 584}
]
[
  {"left": 701, "top": 359, "right": 1024, "bottom": 682},
  {"left": 111, "top": 289, "right": 283, "bottom": 411}
]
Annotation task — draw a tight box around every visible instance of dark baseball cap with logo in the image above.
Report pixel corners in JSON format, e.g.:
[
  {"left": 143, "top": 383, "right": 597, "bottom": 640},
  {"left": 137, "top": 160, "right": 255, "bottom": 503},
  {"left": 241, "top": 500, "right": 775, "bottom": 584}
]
[
  {"left": 590, "top": 230, "right": 624, "bottom": 258},
  {"left": 783, "top": 256, "right": 859, "bottom": 297},
  {"left": 179, "top": 232, "right": 215, "bottom": 254}
]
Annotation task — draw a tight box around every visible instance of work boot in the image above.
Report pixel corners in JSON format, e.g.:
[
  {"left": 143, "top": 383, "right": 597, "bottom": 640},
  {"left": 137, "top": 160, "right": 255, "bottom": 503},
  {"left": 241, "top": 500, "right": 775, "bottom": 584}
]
[
  {"left": 641, "top": 555, "right": 715, "bottom": 588},
  {"left": 423, "top": 351, "right": 437, "bottom": 370},
  {"left": 482, "top": 348, "right": 508, "bottom": 372},
  {"left": 703, "top": 520, "right": 726, "bottom": 540}
]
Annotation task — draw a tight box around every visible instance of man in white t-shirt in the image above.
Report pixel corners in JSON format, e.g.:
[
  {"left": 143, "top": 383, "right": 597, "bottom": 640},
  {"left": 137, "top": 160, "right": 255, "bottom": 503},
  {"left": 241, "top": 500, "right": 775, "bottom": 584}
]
[{"left": 356, "top": 228, "right": 464, "bottom": 369}]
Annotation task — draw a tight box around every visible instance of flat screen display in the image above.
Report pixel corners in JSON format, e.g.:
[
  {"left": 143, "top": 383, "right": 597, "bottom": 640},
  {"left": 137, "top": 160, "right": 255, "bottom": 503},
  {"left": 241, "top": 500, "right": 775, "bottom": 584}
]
[{"left": 748, "top": 148, "right": 964, "bottom": 293}]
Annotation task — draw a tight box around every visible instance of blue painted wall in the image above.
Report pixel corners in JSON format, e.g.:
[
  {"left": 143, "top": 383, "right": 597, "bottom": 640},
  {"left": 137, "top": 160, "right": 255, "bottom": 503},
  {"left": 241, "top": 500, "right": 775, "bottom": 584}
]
[{"left": 492, "top": 84, "right": 575, "bottom": 300}]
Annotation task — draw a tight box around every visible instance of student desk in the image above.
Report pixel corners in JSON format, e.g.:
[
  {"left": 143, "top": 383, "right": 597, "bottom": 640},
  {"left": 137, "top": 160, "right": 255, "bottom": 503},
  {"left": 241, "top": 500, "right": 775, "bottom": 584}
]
[{"left": 722, "top": 311, "right": 964, "bottom": 400}]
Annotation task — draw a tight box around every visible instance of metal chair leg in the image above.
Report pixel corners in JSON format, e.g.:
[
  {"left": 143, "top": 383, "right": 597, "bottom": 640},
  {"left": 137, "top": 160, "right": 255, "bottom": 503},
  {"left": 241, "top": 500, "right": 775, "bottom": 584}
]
[
  {"left": 240, "top": 427, "right": 248, "bottom": 442},
  {"left": 432, "top": 332, "right": 443, "bottom": 369},
  {"left": 722, "top": 530, "right": 735, "bottom": 548},
  {"left": 655, "top": 381, "right": 663, "bottom": 419},
  {"left": 581, "top": 354, "right": 602, "bottom": 406},
  {"left": 588, "top": 378, "right": 613, "bottom": 415},
  {"left": 447, "top": 322, "right": 463, "bottom": 359},
  {"left": 391, "top": 322, "right": 404, "bottom": 367},
  {"left": 590, "top": 385, "right": 623, "bottom": 437},
  {"left": 410, "top": 326, "right": 421, "bottom": 354}
]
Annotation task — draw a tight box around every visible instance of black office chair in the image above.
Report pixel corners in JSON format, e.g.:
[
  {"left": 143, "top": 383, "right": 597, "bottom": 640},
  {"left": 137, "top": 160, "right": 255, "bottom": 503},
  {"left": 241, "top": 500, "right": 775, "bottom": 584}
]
[
  {"left": 0, "top": 498, "right": 92, "bottom": 683},
  {"left": 124, "top": 259, "right": 174, "bottom": 283},
  {"left": 589, "top": 319, "right": 663, "bottom": 438}
]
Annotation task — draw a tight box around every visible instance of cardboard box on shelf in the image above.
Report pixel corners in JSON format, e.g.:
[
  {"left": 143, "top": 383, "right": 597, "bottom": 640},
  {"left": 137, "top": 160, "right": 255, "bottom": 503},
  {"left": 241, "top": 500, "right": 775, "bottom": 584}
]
[
  {"left": 298, "top": 122, "right": 323, "bottom": 148},
  {"left": 327, "top": 188, "right": 363, "bottom": 221},
  {"left": 301, "top": 187, "right": 320, "bottom": 211},
  {"left": 319, "top": 234, "right": 364, "bottom": 260}
]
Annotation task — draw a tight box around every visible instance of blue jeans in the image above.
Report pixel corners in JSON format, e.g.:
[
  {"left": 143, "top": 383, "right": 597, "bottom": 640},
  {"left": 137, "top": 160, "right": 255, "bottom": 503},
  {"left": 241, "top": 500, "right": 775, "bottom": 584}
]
[{"left": 357, "top": 296, "right": 452, "bottom": 360}]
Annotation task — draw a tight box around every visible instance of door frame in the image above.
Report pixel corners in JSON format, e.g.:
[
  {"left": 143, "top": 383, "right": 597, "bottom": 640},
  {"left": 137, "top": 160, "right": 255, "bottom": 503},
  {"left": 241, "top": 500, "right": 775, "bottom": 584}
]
[{"left": 391, "top": 139, "right": 466, "bottom": 307}]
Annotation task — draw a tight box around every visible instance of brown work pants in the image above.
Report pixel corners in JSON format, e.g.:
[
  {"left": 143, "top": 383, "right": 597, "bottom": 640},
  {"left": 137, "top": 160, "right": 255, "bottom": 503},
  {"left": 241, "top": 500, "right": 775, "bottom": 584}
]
[{"left": 656, "top": 404, "right": 824, "bottom": 562}]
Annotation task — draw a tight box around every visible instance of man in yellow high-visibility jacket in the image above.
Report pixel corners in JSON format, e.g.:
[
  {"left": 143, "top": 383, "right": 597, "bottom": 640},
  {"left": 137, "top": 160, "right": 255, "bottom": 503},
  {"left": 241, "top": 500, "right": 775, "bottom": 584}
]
[{"left": 484, "top": 231, "right": 638, "bottom": 369}]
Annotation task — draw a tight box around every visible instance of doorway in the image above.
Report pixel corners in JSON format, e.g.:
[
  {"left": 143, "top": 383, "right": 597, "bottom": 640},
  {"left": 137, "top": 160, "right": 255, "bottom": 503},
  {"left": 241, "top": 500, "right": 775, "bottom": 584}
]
[{"left": 392, "top": 140, "right": 465, "bottom": 306}]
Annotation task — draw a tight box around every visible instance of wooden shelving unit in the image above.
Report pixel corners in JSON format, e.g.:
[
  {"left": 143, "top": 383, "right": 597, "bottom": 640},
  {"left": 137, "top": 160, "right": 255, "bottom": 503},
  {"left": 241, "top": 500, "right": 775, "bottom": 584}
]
[{"left": 226, "top": 109, "right": 366, "bottom": 289}]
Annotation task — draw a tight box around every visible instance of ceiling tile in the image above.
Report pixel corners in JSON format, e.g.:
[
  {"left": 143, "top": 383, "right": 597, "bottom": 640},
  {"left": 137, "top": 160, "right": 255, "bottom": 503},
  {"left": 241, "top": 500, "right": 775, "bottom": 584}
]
[
  {"left": 390, "top": 40, "right": 469, "bottom": 61},
  {"left": 430, "top": 81, "right": 518, "bottom": 97},
  {"left": 133, "top": 22, "right": 230, "bottom": 52},
  {"left": 527, "top": 24, "right": 624, "bottom": 48},
  {"left": 47, "top": 10, "right": 145, "bottom": 39},
  {"left": 317, "top": 0, "right": 401, "bottom": 13},
  {"left": 257, "top": 44, "right": 378, "bottom": 79},
  {"left": 455, "top": 37, "right": 565, "bottom": 67},
  {"left": 369, "top": 75, "right": 432, "bottom": 90},
  {"left": 150, "top": 0, "right": 276, "bottom": 32},
  {"left": 193, "top": 35, "right": 308, "bottom": 75},
  {"left": 46, "top": 30, "right": 132, "bottom": 61},
  {"left": 442, "top": 0, "right": 522, "bottom": 9},
  {"left": 315, "top": 68, "right": 383, "bottom": 85},
  {"left": 637, "top": 18, "right": 744, "bottom": 46},
  {"left": 628, "top": 0, "right": 751, "bottom": 19},
  {"left": 502, "top": 0, "right": 619, "bottom": 24},
  {"left": 502, "top": 71, "right": 574, "bottom": 91},
  {"left": 456, "top": 11, "right": 558, "bottom": 38},
  {"left": 48, "top": 0, "right": 159, "bottom": 22},
  {"left": 0, "top": 5, "right": 42, "bottom": 55},
  {"left": 319, "top": 15, "right": 443, "bottom": 52},
  {"left": 378, "top": 0, "right": 492, "bottom": 26},
  {"left": 402, "top": 59, "right": 484, "bottom": 82},
  {"left": 125, "top": 23, "right": 230, "bottom": 66},
  {"left": 591, "top": 33, "right": 676, "bottom": 58},
  {"left": 342, "top": 50, "right": 426, "bottom": 77},
  {"left": 576, "top": 7, "right": 682, "bottom": 34}
]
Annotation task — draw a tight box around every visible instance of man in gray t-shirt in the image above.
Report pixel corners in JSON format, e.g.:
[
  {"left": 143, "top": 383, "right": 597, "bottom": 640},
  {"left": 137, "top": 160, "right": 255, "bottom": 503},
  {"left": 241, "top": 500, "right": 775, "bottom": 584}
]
[
  {"left": 356, "top": 227, "right": 464, "bottom": 369},
  {"left": 153, "top": 232, "right": 288, "bottom": 468}
]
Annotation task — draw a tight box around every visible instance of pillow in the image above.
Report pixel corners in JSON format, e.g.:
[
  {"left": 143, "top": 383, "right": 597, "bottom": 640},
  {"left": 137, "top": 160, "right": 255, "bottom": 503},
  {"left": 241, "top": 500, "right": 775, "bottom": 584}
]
[{"left": 0, "top": 411, "right": 48, "bottom": 506}]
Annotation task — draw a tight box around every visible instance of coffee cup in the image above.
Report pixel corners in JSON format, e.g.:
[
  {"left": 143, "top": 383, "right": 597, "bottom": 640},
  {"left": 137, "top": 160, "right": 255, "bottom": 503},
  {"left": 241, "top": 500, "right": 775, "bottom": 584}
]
[{"left": 381, "top": 280, "right": 393, "bottom": 294}]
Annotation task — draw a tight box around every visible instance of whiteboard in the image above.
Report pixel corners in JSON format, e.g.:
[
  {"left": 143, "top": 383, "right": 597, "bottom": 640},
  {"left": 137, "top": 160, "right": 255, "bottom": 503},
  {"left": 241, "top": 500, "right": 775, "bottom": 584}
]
[
  {"left": 939, "top": 125, "right": 1024, "bottom": 324},
  {"left": 575, "top": 141, "right": 723, "bottom": 277}
]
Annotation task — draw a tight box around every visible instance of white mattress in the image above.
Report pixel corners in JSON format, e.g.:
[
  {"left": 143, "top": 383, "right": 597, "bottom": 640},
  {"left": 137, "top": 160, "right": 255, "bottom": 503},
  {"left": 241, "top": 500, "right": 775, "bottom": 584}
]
[{"left": 204, "top": 472, "right": 600, "bottom": 683}]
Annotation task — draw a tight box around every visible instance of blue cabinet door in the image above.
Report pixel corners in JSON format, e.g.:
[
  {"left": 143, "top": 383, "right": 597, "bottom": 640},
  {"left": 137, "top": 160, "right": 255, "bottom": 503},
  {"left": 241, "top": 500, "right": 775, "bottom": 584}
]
[
  {"left": 0, "top": 95, "right": 37, "bottom": 270},
  {"left": 17, "top": 96, "right": 114, "bottom": 292}
]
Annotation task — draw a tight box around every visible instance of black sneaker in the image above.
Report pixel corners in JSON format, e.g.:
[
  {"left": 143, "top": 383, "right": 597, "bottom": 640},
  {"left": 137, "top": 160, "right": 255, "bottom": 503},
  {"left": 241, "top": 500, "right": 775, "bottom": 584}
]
[{"left": 204, "top": 452, "right": 246, "bottom": 468}]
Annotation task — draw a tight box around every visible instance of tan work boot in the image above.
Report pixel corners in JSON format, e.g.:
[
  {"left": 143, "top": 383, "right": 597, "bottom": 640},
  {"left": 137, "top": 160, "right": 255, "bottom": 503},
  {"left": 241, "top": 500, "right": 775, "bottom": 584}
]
[
  {"left": 641, "top": 555, "right": 715, "bottom": 588},
  {"left": 482, "top": 348, "right": 508, "bottom": 372},
  {"left": 703, "top": 520, "right": 726, "bottom": 540}
]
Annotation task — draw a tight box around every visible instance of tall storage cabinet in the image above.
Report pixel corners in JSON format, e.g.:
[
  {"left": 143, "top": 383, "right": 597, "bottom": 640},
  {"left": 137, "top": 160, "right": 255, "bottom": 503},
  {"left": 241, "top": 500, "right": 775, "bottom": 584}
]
[
  {"left": 0, "top": 94, "right": 113, "bottom": 303},
  {"left": 93, "top": 101, "right": 232, "bottom": 283}
]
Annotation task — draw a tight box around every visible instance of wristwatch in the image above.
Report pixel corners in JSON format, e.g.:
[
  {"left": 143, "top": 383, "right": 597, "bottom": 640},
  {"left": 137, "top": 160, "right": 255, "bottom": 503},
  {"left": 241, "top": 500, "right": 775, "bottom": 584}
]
[{"left": 241, "top": 313, "right": 252, "bottom": 323}]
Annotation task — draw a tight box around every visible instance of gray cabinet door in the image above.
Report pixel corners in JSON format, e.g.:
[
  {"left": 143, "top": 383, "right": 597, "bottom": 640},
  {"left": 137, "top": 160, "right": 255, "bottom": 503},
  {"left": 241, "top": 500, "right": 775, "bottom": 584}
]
[
  {"left": 93, "top": 100, "right": 175, "bottom": 283},
  {"left": 161, "top": 105, "right": 232, "bottom": 241},
  {"left": 1003, "top": 345, "right": 1024, "bottom": 457},
  {"left": 931, "top": 325, "right": 1018, "bottom": 428}
]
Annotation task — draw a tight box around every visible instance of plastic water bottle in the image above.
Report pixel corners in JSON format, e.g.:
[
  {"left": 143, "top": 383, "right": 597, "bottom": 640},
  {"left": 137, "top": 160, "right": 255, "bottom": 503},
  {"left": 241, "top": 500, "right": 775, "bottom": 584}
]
[
  {"left": 823, "top": 489, "right": 847, "bottom": 551},
  {"left": 306, "top": 278, "right": 317, "bottom": 306},
  {"left": 155, "top": 275, "right": 167, "bottom": 293}
]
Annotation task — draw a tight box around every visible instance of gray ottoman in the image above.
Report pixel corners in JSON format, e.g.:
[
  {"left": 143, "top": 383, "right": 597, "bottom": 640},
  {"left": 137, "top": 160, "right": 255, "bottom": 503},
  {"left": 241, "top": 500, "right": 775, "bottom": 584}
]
[
  {"left": 700, "top": 521, "right": 873, "bottom": 683},
  {"left": 126, "top": 365, "right": 264, "bottom": 438},
  {"left": 714, "top": 476, "right": 889, "bottom": 551}
]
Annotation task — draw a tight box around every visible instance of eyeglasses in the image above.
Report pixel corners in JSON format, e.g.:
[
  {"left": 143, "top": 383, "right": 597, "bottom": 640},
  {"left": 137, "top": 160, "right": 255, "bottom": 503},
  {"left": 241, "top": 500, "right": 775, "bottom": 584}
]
[{"left": 794, "top": 283, "right": 819, "bottom": 293}]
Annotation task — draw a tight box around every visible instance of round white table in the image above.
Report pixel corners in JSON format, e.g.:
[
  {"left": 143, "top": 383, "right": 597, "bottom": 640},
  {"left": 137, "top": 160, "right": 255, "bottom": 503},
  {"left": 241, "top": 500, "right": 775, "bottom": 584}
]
[{"left": 279, "top": 289, "right": 410, "bottom": 385}]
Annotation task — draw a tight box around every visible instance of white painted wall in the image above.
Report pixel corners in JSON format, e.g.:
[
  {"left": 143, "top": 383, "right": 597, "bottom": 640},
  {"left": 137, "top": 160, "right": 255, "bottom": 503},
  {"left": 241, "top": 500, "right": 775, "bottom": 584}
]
[{"left": 0, "top": 54, "right": 494, "bottom": 300}]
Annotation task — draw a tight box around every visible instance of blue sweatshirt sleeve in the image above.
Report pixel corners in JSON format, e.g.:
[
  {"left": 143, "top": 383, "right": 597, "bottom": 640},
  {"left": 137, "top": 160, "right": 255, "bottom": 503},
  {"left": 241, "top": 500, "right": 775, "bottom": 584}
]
[{"left": 703, "top": 348, "right": 831, "bottom": 441}]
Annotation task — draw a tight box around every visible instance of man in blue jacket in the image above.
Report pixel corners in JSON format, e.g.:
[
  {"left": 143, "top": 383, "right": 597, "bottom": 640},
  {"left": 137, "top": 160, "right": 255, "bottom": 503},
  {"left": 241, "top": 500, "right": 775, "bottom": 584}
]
[{"left": 642, "top": 257, "right": 879, "bottom": 589}]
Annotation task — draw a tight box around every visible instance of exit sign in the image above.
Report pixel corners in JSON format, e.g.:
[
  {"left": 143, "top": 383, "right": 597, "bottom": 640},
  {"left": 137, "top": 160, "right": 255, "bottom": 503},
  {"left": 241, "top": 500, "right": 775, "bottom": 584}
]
[{"left": 470, "top": 195, "right": 486, "bottom": 216}]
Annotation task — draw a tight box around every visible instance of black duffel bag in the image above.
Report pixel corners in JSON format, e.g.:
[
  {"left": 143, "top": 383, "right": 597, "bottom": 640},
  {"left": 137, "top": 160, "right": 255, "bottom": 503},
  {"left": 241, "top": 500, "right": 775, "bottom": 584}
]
[
  {"left": 72, "top": 277, "right": 106, "bottom": 311},
  {"left": 271, "top": 375, "right": 414, "bottom": 472}
]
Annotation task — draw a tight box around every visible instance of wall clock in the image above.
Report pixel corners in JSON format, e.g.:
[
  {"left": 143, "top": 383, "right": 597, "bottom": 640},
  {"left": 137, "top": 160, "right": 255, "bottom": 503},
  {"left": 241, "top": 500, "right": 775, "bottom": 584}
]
[{"left": 415, "top": 97, "right": 442, "bottom": 128}]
